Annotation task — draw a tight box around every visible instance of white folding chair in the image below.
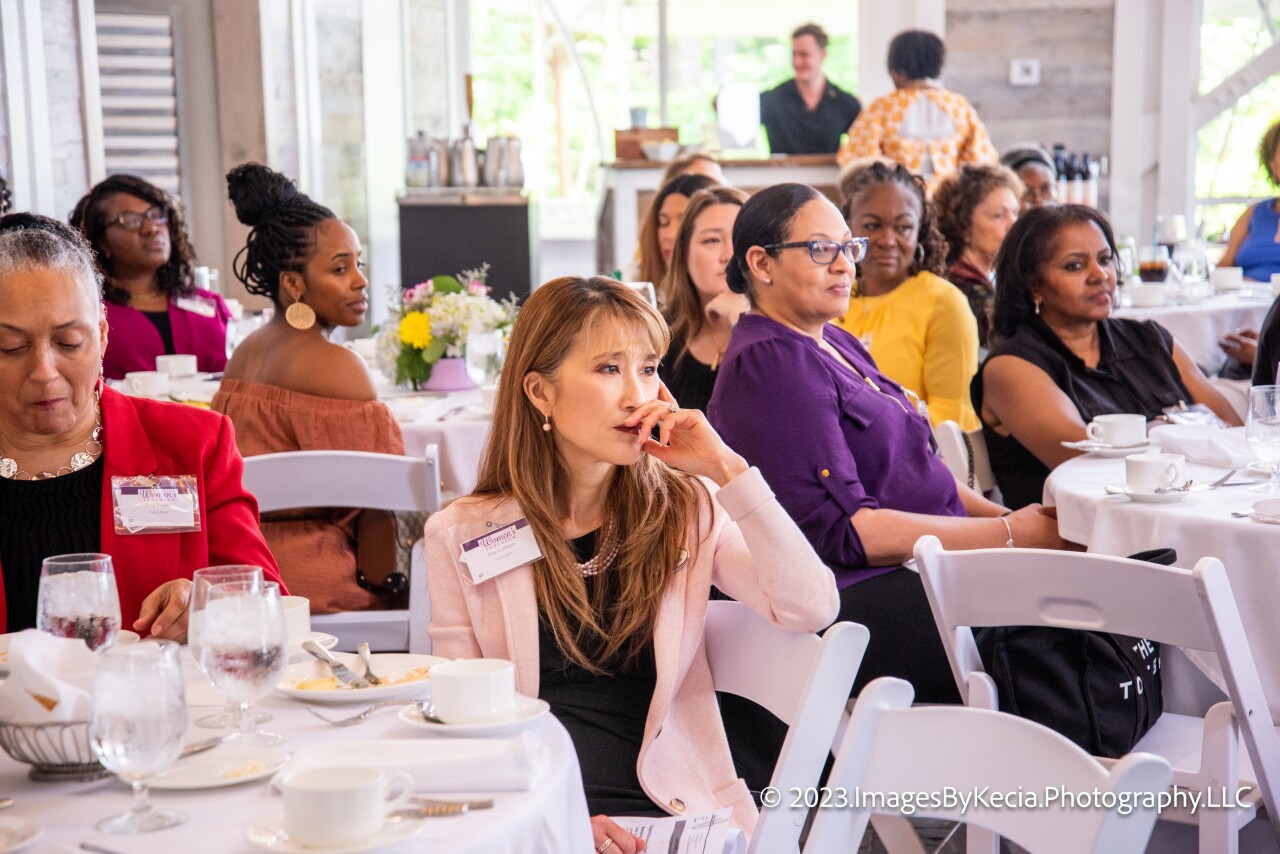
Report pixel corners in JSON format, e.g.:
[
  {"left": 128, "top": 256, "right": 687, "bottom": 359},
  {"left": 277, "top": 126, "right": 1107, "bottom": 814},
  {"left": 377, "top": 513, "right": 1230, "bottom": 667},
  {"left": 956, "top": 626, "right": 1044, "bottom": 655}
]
[
  {"left": 804, "top": 677, "right": 1172, "bottom": 854},
  {"left": 934, "top": 420, "right": 996, "bottom": 494},
  {"left": 1209, "top": 376, "right": 1250, "bottom": 422},
  {"left": 241, "top": 446, "right": 442, "bottom": 654},
  {"left": 914, "top": 535, "right": 1280, "bottom": 854},
  {"left": 701, "top": 601, "right": 869, "bottom": 854}
]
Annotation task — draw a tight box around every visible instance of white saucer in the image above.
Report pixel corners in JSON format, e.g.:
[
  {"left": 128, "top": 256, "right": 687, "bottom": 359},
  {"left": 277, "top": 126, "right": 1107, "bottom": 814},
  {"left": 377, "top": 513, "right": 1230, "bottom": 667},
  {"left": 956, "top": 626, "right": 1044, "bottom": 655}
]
[
  {"left": 0, "top": 817, "right": 41, "bottom": 853},
  {"left": 150, "top": 745, "right": 286, "bottom": 790},
  {"left": 1248, "top": 461, "right": 1279, "bottom": 475},
  {"left": 1062, "top": 439, "right": 1153, "bottom": 458},
  {"left": 1104, "top": 483, "right": 1189, "bottom": 503},
  {"left": 287, "top": 632, "right": 338, "bottom": 658},
  {"left": 277, "top": 653, "right": 446, "bottom": 704},
  {"left": 246, "top": 814, "right": 423, "bottom": 853},
  {"left": 396, "top": 694, "right": 550, "bottom": 736}
]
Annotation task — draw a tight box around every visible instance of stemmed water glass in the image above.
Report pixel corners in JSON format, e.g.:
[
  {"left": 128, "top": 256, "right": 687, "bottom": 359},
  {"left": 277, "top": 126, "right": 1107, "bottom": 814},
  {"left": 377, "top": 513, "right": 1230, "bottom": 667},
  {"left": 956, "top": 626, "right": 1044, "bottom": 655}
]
[
  {"left": 465, "top": 328, "right": 506, "bottom": 386},
  {"left": 198, "top": 579, "right": 288, "bottom": 747},
  {"left": 90, "top": 640, "right": 187, "bottom": 833},
  {"left": 1247, "top": 385, "right": 1280, "bottom": 493},
  {"left": 37, "top": 553, "right": 121, "bottom": 650},
  {"left": 189, "top": 565, "right": 267, "bottom": 729}
]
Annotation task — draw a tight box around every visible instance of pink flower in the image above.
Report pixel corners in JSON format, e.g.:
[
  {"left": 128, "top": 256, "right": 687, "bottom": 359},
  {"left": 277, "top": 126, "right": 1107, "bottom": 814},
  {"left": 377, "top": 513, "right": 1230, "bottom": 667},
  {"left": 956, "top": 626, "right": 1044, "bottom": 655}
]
[
  {"left": 466, "top": 279, "right": 487, "bottom": 296},
  {"left": 404, "top": 279, "right": 435, "bottom": 304}
]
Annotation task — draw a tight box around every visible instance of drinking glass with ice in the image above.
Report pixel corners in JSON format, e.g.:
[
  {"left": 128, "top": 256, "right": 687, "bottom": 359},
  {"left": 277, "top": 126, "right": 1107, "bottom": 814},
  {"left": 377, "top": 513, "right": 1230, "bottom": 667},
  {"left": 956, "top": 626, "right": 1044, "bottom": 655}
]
[{"left": 37, "top": 553, "right": 121, "bottom": 650}]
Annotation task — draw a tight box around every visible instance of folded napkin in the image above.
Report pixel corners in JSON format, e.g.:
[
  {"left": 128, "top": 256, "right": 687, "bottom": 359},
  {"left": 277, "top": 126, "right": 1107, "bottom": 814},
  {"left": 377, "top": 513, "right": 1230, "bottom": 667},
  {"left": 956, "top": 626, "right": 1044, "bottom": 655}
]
[
  {"left": 1147, "top": 424, "right": 1255, "bottom": 468},
  {"left": 280, "top": 732, "right": 549, "bottom": 793},
  {"left": 0, "top": 630, "right": 96, "bottom": 722}
]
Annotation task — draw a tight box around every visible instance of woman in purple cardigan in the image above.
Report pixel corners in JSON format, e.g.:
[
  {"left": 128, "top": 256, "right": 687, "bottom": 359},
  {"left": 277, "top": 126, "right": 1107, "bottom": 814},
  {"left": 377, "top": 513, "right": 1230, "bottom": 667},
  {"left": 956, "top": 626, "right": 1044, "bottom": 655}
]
[
  {"left": 707, "top": 183, "right": 1067, "bottom": 702},
  {"left": 71, "top": 175, "right": 229, "bottom": 379}
]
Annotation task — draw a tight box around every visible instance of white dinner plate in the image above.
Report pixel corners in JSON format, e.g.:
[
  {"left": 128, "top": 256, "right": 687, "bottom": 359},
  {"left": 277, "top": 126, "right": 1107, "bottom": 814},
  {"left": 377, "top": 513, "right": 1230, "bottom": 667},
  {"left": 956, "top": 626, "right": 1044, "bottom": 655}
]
[
  {"left": 1062, "top": 439, "right": 1153, "bottom": 458},
  {"left": 150, "top": 745, "right": 286, "bottom": 790},
  {"left": 287, "top": 632, "right": 338, "bottom": 662},
  {"left": 246, "top": 814, "right": 424, "bottom": 853},
  {"left": 1248, "top": 461, "right": 1279, "bottom": 475},
  {"left": 277, "top": 653, "right": 446, "bottom": 704},
  {"left": 396, "top": 694, "right": 550, "bottom": 737},
  {"left": 1103, "top": 483, "right": 1190, "bottom": 504},
  {"left": 0, "top": 630, "right": 137, "bottom": 675},
  {"left": 0, "top": 817, "right": 41, "bottom": 853}
]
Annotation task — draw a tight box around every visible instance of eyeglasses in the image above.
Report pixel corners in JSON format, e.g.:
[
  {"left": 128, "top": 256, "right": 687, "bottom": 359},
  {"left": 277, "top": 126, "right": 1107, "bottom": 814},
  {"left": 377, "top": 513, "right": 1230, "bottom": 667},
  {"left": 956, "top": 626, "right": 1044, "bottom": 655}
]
[
  {"left": 762, "top": 238, "right": 868, "bottom": 265},
  {"left": 106, "top": 206, "right": 168, "bottom": 231}
]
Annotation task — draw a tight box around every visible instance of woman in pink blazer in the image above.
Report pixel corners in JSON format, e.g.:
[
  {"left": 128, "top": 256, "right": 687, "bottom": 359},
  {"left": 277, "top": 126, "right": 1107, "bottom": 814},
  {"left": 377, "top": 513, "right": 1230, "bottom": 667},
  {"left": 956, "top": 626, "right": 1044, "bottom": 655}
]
[
  {"left": 71, "top": 174, "right": 229, "bottom": 379},
  {"left": 425, "top": 277, "right": 839, "bottom": 853}
]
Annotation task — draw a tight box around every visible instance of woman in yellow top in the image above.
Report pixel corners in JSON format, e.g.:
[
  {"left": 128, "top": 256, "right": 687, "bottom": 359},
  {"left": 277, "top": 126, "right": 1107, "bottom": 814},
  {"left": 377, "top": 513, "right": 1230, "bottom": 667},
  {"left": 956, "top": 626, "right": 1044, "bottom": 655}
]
[
  {"left": 834, "top": 159, "right": 980, "bottom": 429},
  {"left": 836, "top": 30, "right": 996, "bottom": 187}
]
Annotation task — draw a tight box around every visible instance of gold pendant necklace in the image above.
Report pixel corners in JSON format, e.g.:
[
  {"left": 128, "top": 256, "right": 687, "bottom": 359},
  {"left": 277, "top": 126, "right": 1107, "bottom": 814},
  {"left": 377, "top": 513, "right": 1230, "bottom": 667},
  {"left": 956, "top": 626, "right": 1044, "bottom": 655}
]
[{"left": 0, "top": 393, "right": 104, "bottom": 480}]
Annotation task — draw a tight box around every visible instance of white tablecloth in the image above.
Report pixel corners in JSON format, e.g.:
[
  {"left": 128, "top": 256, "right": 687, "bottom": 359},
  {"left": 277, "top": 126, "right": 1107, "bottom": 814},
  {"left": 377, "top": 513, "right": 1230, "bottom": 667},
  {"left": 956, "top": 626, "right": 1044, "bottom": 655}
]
[
  {"left": 13, "top": 655, "right": 593, "bottom": 854},
  {"left": 1044, "top": 453, "right": 1280, "bottom": 713},
  {"left": 1116, "top": 292, "right": 1274, "bottom": 369}
]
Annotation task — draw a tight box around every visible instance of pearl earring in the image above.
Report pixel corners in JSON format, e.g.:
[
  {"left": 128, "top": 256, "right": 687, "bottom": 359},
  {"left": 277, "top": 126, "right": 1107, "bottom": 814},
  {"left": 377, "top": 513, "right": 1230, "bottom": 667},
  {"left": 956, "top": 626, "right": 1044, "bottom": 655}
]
[
  {"left": 1034, "top": 298, "right": 1042, "bottom": 315},
  {"left": 542, "top": 414, "right": 551, "bottom": 432}
]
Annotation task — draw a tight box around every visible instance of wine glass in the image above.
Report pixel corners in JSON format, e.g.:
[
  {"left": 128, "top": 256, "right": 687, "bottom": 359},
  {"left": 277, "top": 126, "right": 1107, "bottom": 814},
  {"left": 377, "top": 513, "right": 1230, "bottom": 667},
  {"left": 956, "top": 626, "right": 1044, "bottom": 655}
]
[
  {"left": 465, "top": 328, "right": 506, "bottom": 386},
  {"left": 198, "top": 580, "right": 288, "bottom": 747},
  {"left": 1247, "top": 385, "right": 1280, "bottom": 493},
  {"left": 90, "top": 640, "right": 187, "bottom": 833},
  {"left": 188, "top": 566, "right": 267, "bottom": 730},
  {"left": 37, "top": 554, "right": 121, "bottom": 650}
]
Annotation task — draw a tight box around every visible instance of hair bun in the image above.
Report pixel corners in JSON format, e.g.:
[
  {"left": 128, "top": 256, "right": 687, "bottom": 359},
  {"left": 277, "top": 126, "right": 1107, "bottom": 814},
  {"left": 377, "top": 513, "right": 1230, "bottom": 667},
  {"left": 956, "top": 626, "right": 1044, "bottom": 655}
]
[
  {"left": 226, "top": 163, "right": 300, "bottom": 228},
  {"left": 725, "top": 257, "right": 749, "bottom": 294}
]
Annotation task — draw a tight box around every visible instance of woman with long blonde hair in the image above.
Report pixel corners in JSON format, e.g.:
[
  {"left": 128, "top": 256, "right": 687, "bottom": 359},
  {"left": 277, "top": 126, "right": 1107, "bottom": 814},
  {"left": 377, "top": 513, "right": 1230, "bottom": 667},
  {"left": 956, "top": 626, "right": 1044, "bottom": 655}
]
[
  {"left": 425, "top": 276, "right": 838, "bottom": 852},
  {"left": 659, "top": 186, "right": 750, "bottom": 412}
]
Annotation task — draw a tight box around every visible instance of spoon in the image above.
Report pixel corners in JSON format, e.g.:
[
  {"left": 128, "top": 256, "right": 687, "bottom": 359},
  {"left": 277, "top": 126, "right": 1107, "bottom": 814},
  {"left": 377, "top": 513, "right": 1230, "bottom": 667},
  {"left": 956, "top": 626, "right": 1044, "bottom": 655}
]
[
  {"left": 357, "top": 642, "right": 382, "bottom": 686},
  {"left": 417, "top": 700, "right": 445, "bottom": 724}
]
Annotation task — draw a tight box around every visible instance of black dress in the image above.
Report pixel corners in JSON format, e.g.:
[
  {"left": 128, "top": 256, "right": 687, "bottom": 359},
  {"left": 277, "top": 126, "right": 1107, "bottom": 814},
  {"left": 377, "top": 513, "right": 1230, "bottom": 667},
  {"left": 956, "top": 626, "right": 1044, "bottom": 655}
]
[
  {"left": 972, "top": 317, "right": 1192, "bottom": 509},
  {"left": 660, "top": 333, "right": 718, "bottom": 413},
  {"left": 0, "top": 457, "right": 104, "bottom": 631},
  {"left": 538, "top": 530, "right": 663, "bottom": 817}
]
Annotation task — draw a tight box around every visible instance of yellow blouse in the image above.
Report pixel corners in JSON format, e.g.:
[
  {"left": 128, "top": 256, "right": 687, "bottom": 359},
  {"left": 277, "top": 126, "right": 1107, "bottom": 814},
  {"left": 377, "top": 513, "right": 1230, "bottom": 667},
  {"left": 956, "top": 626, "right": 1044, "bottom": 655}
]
[{"left": 834, "top": 271, "right": 980, "bottom": 429}]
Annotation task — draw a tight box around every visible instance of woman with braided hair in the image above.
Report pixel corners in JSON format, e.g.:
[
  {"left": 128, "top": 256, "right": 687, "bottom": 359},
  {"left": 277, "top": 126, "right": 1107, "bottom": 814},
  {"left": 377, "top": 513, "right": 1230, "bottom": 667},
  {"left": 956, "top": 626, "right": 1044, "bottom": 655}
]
[
  {"left": 212, "top": 163, "right": 404, "bottom": 614},
  {"left": 833, "top": 159, "right": 980, "bottom": 428},
  {"left": 0, "top": 173, "right": 11, "bottom": 215},
  {"left": 70, "top": 175, "right": 228, "bottom": 379}
]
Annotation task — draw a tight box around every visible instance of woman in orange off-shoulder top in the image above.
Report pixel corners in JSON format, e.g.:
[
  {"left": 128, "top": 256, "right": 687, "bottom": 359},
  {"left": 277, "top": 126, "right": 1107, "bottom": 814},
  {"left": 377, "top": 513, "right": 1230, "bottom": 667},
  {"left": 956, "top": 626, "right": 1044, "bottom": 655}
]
[{"left": 212, "top": 163, "right": 402, "bottom": 613}]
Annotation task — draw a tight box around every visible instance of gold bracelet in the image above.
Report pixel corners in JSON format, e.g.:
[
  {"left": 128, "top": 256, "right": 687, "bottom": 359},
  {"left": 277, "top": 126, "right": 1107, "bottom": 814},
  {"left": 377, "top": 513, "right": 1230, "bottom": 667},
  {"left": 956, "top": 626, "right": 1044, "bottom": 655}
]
[{"left": 999, "top": 515, "right": 1014, "bottom": 548}]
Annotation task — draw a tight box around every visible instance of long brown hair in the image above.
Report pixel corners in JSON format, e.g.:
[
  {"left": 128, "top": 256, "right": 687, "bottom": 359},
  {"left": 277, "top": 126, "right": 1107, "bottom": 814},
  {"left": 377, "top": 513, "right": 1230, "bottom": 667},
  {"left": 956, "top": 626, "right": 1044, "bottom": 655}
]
[
  {"left": 660, "top": 186, "right": 747, "bottom": 364},
  {"left": 637, "top": 174, "right": 718, "bottom": 288},
  {"left": 472, "top": 276, "right": 709, "bottom": 672}
]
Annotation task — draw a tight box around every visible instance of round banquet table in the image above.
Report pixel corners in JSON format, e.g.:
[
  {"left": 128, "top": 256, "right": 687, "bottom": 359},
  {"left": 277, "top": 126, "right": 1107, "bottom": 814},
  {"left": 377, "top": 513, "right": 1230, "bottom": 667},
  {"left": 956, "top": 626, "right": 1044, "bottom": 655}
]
[
  {"left": 1116, "top": 292, "right": 1274, "bottom": 370},
  {"left": 1044, "top": 453, "right": 1280, "bottom": 714},
  {"left": 5, "top": 653, "right": 594, "bottom": 854}
]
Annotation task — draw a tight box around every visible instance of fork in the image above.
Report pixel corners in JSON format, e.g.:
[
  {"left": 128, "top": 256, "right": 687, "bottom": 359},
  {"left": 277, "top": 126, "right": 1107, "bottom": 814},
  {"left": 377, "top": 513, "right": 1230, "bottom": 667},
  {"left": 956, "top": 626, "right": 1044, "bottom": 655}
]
[
  {"left": 306, "top": 698, "right": 416, "bottom": 726},
  {"left": 437, "top": 405, "right": 466, "bottom": 422},
  {"left": 357, "top": 642, "right": 383, "bottom": 686},
  {"left": 389, "top": 802, "right": 468, "bottom": 820}
]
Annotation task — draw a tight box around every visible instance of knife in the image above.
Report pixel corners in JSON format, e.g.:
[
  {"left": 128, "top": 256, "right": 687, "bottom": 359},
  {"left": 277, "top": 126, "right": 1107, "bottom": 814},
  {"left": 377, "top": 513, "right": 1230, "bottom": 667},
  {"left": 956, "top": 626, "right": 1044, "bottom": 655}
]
[
  {"left": 390, "top": 802, "right": 469, "bottom": 819},
  {"left": 302, "top": 641, "right": 371, "bottom": 688},
  {"left": 179, "top": 735, "right": 229, "bottom": 759}
]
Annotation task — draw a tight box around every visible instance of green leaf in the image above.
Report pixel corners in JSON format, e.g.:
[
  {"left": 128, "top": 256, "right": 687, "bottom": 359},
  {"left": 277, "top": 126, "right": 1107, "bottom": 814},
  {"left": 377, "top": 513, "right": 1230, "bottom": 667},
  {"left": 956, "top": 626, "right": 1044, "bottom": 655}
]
[
  {"left": 422, "top": 338, "right": 448, "bottom": 363},
  {"left": 432, "top": 275, "right": 463, "bottom": 294},
  {"left": 395, "top": 346, "right": 431, "bottom": 386}
]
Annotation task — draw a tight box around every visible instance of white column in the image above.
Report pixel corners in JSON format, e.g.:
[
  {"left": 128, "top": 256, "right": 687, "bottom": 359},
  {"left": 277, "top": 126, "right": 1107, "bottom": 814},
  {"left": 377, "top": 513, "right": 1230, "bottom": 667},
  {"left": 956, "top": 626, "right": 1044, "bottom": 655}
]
[
  {"left": 1108, "top": 0, "right": 1150, "bottom": 239},
  {"left": 1, "top": 0, "right": 56, "bottom": 214},
  {"left": 858, "top": 0, "right": 945, "bottom": 102},
  {"left": 1155, "top": 0, "right": 1202, "bottom": 228},
  {"left": 362, "top": 0, "right": 406, "bottom": 324}
]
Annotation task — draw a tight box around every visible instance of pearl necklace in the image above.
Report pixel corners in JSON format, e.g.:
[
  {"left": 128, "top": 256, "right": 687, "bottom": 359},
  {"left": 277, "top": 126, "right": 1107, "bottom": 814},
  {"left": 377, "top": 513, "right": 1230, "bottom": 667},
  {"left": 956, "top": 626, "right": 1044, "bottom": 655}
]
[
  {"left": 578, "top": 521, "right": 621, "bottom": 578},
  {"left": 0, "top": 396, "right": 104, "bottom": 480}
]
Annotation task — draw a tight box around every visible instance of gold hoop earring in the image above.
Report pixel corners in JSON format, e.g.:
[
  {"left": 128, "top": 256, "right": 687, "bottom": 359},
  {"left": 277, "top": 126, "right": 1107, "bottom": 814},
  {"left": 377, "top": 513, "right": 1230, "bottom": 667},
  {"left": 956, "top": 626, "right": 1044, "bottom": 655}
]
[
  {"left": 914, "top": 244, "right": 925, "bottom": 263},
  {"left": 285, "top": 301, "right": 316, "bottom": 331}
]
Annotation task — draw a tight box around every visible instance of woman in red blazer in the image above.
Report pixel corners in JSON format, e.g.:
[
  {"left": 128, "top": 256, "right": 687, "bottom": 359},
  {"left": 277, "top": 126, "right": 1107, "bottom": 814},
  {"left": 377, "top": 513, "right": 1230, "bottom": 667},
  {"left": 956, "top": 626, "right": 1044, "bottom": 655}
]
[{"left": 0, "top": 212, "right": 282, "bottom": 640}]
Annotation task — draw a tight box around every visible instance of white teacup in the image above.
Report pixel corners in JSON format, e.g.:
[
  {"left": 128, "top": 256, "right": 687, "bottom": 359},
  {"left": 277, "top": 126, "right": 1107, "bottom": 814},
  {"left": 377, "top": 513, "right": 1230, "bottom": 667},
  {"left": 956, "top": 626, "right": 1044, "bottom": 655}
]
[
  {"left": 1126, "top": 452, "right": 1186, "bottom": 494},
  {"left": 123, "top": 371, "right": 170, "bottom": 398},
  {"left": 1213, "top": 266, "right": 1244, "bottom": 291},
  {"left": 1127, "top": 283, "right": 1166, "bottom": 308},
  {"left": 1270, "top": 273, "right": 1280, "bottom": 297},
  {"left": 349, "top": 337, "right": 379, "bottom": 360},
  {"left": 282, "top": 766, "right": 413, "bottom": 847},
  {"left": 155, "top": 353, "right": 198, "bottom": 377},
  {"left": 280, "top": 596, "right": 311, "bottom": 647},
  {"left": 1086, "top": 414, "right": 1147, "bottom": 448},
  {"left": 430, "top": 658, "right": 516, "bottom": 724}
]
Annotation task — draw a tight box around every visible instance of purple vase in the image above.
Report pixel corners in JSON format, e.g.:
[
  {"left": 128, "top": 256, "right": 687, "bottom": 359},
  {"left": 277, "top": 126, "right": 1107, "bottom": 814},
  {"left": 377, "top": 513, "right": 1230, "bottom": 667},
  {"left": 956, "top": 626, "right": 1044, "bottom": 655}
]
[{"left": 422, "top": 356, "right": 476, "bottom": 391}]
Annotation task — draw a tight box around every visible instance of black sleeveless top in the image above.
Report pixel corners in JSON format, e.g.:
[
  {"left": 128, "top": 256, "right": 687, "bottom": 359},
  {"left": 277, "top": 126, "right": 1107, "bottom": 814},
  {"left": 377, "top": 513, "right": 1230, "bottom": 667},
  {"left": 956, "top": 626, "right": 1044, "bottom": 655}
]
[
  {"left": 660, "top": 333, "right": 718, "bottom": 413},
  {"left": 972, "top": 317, "right": 1191, "bottom": 510}
]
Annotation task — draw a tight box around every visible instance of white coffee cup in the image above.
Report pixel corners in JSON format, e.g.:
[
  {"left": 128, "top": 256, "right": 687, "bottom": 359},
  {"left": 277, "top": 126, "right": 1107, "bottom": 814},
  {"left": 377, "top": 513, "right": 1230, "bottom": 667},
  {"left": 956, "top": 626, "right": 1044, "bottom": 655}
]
[
  {"left": 123, "top": 371, "right": 170, "bottom": 398},
  {"left": 349, "top": 337, "right": 379, "bottom": 360},
  {"left": 1127, "top": 282, "right": 1166, "bottom": 308},
  {"left": 155, "top": 353, "right": 198, "bottom": 377},
  {"left": 1086, "top": 414, "right": 1147, "bottom": 448},
  {"left": 282, "top": 766, "right": 413, "bottom": 847},
  {"left": 1213, "top": 266, "right": 1244, "bottom": 290},
  {"left": 280, "top": 596, "right": 311, "bottom": 647},
  {"left": 1270, "top": 273, "right": 1280, "bottom": 297},
  {"left": 1126, "top": 452, "right": 1186, "bottom": 493},
  {"left": 429, "top": 658, "right": 516, "bottom": 724}
]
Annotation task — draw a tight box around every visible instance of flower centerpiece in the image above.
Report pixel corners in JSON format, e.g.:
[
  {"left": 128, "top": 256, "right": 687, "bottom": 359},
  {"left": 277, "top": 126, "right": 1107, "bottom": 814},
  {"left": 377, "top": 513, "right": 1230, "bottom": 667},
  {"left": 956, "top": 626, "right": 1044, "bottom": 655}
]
[{"left": 377, "top": 263, "right": 518, "bottom": 391}]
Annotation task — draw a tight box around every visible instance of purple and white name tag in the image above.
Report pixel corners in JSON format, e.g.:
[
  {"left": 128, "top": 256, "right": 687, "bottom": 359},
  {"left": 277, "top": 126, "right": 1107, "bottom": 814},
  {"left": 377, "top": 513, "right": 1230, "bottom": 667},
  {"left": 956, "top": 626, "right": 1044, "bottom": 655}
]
[{"left": 458, "top": 518, "right": 543, "bottom": 584}]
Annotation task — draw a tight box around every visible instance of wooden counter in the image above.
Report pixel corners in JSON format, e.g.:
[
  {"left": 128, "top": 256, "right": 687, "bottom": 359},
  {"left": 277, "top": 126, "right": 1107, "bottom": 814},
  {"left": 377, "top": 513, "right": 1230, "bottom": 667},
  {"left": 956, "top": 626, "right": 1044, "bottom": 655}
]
[{"left": 597, "top": 155, "right": 842, "bottom": 274}]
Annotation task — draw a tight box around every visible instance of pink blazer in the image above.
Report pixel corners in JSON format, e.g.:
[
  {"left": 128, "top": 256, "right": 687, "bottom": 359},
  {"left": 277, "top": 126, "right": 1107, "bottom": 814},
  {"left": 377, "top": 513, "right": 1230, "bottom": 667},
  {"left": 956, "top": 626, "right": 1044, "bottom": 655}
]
[
  {"left": 425, "top": 468, "right": 840, "bottom": 834},
  {"left": 103, "top": 289, "right": 231, "bottom": 380}
]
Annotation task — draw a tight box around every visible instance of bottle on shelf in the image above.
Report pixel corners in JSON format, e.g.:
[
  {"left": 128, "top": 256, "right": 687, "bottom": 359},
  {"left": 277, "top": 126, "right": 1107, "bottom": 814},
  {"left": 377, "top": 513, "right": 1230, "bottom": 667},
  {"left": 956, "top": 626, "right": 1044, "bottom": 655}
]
[{"left": 406, "top": 130, "right": 430, "bottom": 188}]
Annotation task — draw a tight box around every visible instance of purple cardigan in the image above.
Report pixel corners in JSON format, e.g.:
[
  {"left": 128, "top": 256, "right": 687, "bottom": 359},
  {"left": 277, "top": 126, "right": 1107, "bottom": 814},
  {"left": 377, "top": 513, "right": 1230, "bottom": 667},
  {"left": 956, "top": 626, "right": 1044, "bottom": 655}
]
[
  {"left": 707, "top": 313, "right": 966, "bottom": 588},
  {"left": 103, "top": 289, "right": 231, "bottom": 380}
]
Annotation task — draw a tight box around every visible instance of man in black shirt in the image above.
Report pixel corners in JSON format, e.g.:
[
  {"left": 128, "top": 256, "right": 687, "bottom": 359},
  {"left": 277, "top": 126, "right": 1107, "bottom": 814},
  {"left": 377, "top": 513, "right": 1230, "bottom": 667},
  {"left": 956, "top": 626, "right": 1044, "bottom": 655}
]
[{"left": 759, "top": 23, "right": 861, "bottom": 156}]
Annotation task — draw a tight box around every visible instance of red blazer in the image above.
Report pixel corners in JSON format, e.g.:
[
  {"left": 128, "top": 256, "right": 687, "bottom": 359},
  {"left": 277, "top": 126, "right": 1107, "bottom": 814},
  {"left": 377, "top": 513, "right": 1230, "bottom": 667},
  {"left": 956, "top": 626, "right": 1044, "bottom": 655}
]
[{"left": 0, "top": 387, "right": 284, "bottom": 632}]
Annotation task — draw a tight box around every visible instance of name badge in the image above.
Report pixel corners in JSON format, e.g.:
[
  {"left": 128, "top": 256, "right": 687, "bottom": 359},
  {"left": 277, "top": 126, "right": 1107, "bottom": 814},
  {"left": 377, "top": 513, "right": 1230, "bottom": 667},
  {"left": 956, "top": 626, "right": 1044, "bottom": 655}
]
[
  {"left": 458, "top": 518, "right": 543, "bottom": 584},
  {"left": 111, "top": 475, "right": 201, "bottom": 534},
  {"left": 175, "top": 296, "right": 217, "bottom": 318}
]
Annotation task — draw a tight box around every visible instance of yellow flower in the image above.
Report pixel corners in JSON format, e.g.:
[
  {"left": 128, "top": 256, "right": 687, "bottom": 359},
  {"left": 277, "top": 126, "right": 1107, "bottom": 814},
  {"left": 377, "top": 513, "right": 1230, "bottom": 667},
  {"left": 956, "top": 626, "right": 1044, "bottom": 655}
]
[{"left": 398, "top": 311, "right": 433, "bottom": 349}]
